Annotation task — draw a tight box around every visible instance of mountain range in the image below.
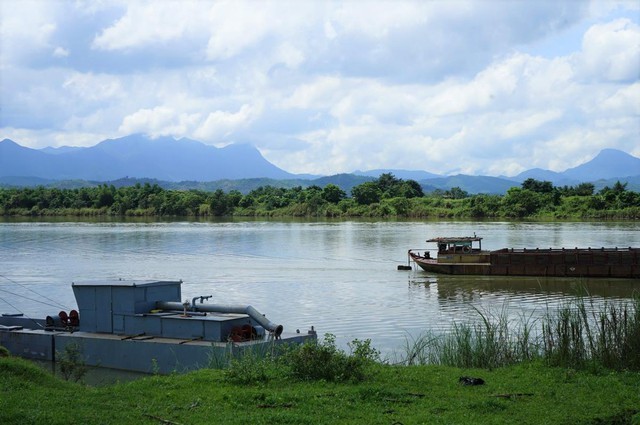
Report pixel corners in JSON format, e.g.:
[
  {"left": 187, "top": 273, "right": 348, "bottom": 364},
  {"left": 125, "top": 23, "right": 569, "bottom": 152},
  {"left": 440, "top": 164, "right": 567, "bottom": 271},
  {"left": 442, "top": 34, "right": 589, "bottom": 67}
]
[
  {"left": 0, "top": 134, "right": 300, "bottom": 181},
  {"left": 1, "top": 135, "right": 638, "bottom": 194}
]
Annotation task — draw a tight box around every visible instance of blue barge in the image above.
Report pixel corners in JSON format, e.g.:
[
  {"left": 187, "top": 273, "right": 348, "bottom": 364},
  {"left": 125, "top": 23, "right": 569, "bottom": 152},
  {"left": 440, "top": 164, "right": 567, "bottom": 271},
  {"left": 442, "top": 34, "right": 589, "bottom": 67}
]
[{"left": 0, "top": 279, "right": 316, "bottom": 374}]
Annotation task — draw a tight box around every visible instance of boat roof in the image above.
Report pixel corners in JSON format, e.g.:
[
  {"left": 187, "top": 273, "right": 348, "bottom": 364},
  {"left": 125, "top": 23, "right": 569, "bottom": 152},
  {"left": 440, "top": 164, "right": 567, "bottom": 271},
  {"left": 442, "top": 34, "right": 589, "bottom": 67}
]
[
  {"left": 72, "top": 279, "right": 182, "bottom": 287},
  {"left": 426, "top": 236, "right": 482, "bottom": 243}
]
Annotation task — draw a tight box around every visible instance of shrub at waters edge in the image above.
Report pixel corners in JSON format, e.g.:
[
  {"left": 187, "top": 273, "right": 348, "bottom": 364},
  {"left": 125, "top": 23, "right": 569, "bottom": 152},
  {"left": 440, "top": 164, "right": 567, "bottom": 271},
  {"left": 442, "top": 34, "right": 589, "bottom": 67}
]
[
  {"left": 220, "top": 296, "right": 638, "bottom": 383},
  {"left": 223, "top": 333, "right": 380, "bottom": 385},
  {"left": 57, "top": 343, "right": 88, "bottom": 383}
]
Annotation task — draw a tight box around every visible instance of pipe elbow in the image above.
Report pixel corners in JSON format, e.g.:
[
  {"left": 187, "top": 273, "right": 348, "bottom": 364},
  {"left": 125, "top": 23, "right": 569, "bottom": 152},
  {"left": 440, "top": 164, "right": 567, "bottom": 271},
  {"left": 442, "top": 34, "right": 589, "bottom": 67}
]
[{"left": 274, "top": 324, "right": 283, "bottom": 338}]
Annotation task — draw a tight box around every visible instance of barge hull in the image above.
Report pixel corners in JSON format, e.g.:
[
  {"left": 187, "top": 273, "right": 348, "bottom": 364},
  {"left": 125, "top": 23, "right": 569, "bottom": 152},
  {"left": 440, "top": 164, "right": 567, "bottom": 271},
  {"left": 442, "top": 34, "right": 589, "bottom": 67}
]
[
  {"left": 410, "top": 247, "right": 640, "bottom": 278},
  {"left": 0, "top": 327, "right": 313, "bottom": 374}
]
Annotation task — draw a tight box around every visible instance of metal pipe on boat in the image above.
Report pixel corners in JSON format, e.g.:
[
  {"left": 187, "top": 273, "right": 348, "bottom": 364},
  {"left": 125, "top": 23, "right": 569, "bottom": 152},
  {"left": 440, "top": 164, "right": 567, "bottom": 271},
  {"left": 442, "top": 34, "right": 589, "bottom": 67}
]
[
  {"left": 191, "top": 295, "right": 212, "bottom": 310},
  {"left": 156, "top": 301, "right": 284, "bottom": 337}
]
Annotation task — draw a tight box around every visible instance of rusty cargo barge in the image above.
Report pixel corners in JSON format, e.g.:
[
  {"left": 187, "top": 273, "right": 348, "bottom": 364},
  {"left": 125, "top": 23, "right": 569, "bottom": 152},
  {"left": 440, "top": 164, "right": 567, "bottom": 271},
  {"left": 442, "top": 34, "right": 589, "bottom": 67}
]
[{"left": 408, "top": 236, "right": 639, "bottom": 278}]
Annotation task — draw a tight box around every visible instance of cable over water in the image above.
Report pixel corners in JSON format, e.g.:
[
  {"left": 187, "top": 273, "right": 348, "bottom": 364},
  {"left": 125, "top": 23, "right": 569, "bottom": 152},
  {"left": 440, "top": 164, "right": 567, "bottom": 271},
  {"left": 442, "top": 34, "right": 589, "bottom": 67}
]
[{"left": 0, "top": 274, "right": 71, "bottom": 311}]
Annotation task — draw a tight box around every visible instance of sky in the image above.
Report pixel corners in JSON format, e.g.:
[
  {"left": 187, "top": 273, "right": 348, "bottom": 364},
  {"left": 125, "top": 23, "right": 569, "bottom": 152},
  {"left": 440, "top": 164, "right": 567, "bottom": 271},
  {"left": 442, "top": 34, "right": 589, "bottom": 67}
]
[{"left": 0, "top": 0, "right": 638, "bottom": 177}]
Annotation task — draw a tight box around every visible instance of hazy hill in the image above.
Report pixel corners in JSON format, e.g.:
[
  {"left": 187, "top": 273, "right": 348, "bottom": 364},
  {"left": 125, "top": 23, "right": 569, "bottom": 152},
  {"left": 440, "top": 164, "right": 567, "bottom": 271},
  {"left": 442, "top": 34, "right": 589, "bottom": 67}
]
[
  {"left": 511, "top": 149, "right": 639, "bottom": 184},
  {"left": 2, "top": 173, "right": 638, "bottom": 195},
  {"left": 0, "top": 135, "right": 296, "bottom": 181},
  {"left": 420, "top": 175, "right": 518, "bottom": 194},
  {"left": 353, "top": 169, "right": 441, "bottom": 180},
  {"left": 562, "top": 148, "right": 640, "bottom": 181},
  {"left": 510, "top": 168, "right": 578, "bottom": 185},
  {"left": 355, "top": 149, "right": 639, "bottom": 193},
  {"left": 39, "top": 146, "right": 83, "bottom": 155}
]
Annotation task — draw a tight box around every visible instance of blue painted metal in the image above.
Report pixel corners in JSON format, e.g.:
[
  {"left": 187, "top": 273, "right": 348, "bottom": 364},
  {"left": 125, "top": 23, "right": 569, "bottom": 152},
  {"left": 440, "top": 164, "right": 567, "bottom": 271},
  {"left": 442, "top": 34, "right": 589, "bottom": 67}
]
[{"left": 1, "top": 279, "right": 317, "bottom": 374}]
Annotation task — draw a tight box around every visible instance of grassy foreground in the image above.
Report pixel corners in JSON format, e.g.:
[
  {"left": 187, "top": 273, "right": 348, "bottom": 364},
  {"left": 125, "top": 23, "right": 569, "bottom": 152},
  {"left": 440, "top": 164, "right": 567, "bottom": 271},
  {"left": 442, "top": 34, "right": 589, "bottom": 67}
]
[{"left": 1, "top": 356, "right": 639, "bottom": 425}]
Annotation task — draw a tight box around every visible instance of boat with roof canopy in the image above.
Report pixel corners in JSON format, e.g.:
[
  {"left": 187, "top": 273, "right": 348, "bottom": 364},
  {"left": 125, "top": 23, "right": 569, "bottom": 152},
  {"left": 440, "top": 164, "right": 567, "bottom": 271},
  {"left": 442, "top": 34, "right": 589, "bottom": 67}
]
[{"left": 407, "top": 236, "right": 639, "bottom": 278}]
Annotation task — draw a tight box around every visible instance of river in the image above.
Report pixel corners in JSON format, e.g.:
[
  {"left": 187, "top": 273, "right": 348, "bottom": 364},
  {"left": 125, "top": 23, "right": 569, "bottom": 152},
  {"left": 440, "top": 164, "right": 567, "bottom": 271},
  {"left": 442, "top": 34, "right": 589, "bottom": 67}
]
[{"left": 1, "top": 218, "right": 638, "bottom": 359}]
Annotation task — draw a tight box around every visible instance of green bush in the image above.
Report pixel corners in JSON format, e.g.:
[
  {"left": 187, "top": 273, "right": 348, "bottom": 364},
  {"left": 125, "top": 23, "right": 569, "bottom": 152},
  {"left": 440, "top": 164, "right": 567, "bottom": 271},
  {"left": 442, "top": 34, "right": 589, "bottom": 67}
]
[
  {"left": 57, "top": 343, "right": 87, "bottom": 382},
  {"left": 222, "top": 335, "right": 379, "bottom": 385},
  {"left": 223, "top": 350, "right": 279, "bottom": 385},
  {"left": 283, "top": 334, "right": 378, "bottom": 382}
]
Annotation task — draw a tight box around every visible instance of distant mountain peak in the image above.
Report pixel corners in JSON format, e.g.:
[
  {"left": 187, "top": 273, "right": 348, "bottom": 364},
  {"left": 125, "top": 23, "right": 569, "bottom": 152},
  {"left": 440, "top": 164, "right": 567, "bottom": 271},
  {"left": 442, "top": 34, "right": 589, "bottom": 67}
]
[
  {"left": 563, "top": 148, "right": 640, "bottom": 180},
  {"left": 1, "top": 138, "right": 22, "bottom": 147}
]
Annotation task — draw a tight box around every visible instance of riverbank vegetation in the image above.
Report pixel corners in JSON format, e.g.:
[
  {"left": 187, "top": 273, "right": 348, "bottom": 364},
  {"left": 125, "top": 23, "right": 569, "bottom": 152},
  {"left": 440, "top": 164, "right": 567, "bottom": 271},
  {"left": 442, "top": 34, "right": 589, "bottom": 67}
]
[
  {"left": 1, "top": 175, "right": 638, "bottom": 219},
  {"left": 1, "top": 296, "right": 639, "bottom": 424},
  {"left": 398, "top": 296, "right": 640, "bottom": 372},
  {"left": 2, "top": 355, "right": 639, "bottom": 424}
]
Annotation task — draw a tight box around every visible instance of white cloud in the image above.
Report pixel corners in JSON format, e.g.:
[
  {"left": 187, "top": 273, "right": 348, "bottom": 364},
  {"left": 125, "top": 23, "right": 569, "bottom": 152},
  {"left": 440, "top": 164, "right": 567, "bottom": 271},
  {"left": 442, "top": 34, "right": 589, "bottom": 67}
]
[
  {"left": 274, "top": 43, "right": 305, "bottom": 69},
  {"left": 0, "top": 0, "right": 58, "bottom": 65},
  {"left": 63, "top": 72, "right": 124, "bottom": 101},
  {"left": 204, "top": 1, "right": 275, "bottom": 60},
  {"left": 283, "top": 77, "right": 343, "bottom": 109},
  {"left": 92, "top": 1, "right": 206, "bottom": 51},
  {"left": 601, "top": 82, "right": 640, "bottom": 115},
  {"left": 577, "top": 18, "right": 640, "bottom": 82},
  {"left": 331, "top": 1, "right": 426, "bottom": 39},
  {"left": 499, "top": 110, "right": 564, "bottom": 140},
  {"left": 53, "top": 46, "right": 69, "bottom": 58},
  {"left": 194, "top": 104, "right": 258, "bottom": 142},
  {"left": 119, "top": 107, "right": 201, "bottom": 138}
]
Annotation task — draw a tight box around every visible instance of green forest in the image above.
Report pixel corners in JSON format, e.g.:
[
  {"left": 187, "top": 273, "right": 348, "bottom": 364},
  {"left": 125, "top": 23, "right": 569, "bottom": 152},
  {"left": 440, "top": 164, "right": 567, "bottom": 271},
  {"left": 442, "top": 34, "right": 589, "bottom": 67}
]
[{"left": 0, "top": 174, "right": 638, "bottom": 219}]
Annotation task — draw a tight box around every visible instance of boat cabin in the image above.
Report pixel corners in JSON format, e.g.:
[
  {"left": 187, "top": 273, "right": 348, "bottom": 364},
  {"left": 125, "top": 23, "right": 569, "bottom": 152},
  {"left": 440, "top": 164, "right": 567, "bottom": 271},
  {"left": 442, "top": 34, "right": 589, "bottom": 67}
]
[{"left": 427, "top": 236, "right": 483, "bottom": 254}]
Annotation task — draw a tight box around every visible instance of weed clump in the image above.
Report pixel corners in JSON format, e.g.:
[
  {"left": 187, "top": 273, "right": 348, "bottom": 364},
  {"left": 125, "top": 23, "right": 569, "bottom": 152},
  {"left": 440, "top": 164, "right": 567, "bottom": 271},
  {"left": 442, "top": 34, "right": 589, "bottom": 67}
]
[
  {"left": 398, "top": 295, "right": 640, "bottom": 372},
  {"left": 542, "top": 296, "right": 640, "bottom": 371},
  {"left": 224, "top": 350, "right": 280, "bottom": 385},
  {"left": 283, "top": 334, "right": 379, "bottom": 382},
  {"left": 0, "top": 345, "right": 10, "bottom": 358},
  {"left": 223, "top": 334, "right": 379, "bottom": 385}
]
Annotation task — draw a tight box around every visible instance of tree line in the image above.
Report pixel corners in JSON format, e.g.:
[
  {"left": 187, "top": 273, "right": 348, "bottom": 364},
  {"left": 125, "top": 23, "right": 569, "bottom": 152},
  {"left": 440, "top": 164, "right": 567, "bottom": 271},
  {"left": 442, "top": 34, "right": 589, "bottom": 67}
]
[{"left": 0, "top": 175, "right": 638, "bottom": 219}]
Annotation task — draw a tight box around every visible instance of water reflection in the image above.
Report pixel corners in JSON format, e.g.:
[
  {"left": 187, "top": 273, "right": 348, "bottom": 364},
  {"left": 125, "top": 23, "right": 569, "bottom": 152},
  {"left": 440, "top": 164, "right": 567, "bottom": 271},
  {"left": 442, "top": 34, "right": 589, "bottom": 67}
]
[
  {"left": 404, "top": 272, "right": 639, "bottom": 353},
  {"left": 411, "top": 274, "right": 640, "bottom": 300}
]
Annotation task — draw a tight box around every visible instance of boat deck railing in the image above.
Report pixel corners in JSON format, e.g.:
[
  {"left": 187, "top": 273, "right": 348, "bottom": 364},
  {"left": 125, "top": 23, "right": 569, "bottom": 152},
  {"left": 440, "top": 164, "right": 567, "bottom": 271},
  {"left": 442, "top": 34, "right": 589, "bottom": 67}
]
[{"left": 495, "top": 247, "right": 638, "bottom": 254}]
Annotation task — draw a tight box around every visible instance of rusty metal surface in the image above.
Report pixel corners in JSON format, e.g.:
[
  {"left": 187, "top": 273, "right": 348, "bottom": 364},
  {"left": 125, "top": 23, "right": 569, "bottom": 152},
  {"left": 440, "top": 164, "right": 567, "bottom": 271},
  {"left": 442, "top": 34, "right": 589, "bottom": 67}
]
[{"left": 409, "top": 248, "right": 639, "bottom": 278}]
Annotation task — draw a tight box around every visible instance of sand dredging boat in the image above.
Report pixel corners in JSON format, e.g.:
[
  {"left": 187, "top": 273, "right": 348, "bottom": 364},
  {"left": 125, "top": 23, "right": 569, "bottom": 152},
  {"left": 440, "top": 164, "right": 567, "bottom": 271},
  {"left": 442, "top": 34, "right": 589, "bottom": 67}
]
[
  {"left": 0, "top": 279, "right": 316, "bottom": 374},
  {"left": 406, "top": 236, "right": 639, "bottom": 278}
]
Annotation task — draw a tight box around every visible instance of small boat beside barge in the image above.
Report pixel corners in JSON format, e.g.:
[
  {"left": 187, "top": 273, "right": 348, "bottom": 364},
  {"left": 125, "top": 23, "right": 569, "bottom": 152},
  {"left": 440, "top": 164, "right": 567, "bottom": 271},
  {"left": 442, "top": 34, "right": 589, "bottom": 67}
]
[
  {"left": 408, "top": 236, "right": 639, "bottom": 278},
  {"left": 0, "top": 279, "right": 316, "bottom": 374}
]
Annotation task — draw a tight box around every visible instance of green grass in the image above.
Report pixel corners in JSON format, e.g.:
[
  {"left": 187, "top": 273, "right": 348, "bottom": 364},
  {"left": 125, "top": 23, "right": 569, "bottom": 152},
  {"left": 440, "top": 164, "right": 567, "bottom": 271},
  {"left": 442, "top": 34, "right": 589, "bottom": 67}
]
[{"left": 1, "top": 356, "right": 639, "bottom": 424}]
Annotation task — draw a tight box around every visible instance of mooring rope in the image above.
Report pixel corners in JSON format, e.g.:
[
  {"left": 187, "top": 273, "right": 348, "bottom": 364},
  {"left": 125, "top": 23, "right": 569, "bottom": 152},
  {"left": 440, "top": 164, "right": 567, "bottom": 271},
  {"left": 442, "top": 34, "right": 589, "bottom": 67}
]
[
  {"left": 0, "top": 274, "right": 71, "bottom": 311},
  {"left": 0, "top": 287, "right": 69, "bottom": 310},
  {"left": 0, "top": 293, "right": 22, "bottom": 314},
  {"left": 0, "top": 292, "right": 46, "bottom": 329}
]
